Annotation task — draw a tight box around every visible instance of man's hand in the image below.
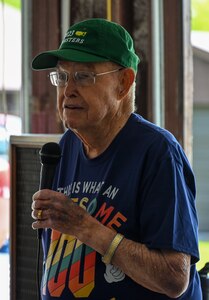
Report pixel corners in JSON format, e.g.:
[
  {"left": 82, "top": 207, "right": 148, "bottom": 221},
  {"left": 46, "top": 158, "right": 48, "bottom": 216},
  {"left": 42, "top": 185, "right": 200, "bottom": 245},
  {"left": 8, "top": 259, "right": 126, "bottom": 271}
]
[{"left": 32, "top": 189, "right": 89, "bottom": 238}]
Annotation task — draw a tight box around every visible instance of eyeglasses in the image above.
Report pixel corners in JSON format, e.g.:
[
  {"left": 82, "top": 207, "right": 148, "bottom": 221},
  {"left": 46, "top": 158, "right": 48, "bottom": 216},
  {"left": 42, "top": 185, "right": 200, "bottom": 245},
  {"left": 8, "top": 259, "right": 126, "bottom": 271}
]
[{"left": 49, "top": 68, "right": 123, "bottom": 87}]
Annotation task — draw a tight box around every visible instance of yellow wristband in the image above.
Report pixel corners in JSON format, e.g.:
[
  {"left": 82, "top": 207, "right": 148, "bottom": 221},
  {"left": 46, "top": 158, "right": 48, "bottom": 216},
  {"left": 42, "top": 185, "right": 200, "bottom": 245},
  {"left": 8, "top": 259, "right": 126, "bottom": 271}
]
[{"left": 102, "top": 233, "right": 124, "bottom": 265}]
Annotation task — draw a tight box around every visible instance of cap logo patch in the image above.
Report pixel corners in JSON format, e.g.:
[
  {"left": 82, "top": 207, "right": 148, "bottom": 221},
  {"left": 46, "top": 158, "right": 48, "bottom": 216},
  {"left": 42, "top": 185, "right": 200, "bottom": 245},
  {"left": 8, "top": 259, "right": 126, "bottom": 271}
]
[
  {"left": 65, "top": 30, "right": 75, "bottom": 37},
  {"left": 62, "top": 30, "right": 86, "bottom": 45},
  {"left": 75, "top": 31, "right": 87, "bottom": 37}
]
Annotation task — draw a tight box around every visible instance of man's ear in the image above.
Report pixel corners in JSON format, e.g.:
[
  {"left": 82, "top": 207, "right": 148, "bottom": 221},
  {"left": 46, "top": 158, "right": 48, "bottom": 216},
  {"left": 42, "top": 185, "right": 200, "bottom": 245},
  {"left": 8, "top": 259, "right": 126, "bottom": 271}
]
[{"left": 117, "top": 68, "right": 135, "bottom": 100}]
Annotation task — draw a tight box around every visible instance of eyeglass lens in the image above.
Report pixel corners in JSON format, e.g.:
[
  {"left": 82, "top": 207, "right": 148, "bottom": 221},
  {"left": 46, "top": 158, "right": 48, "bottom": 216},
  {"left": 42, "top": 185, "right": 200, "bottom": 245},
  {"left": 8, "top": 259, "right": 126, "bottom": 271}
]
[
  {"left": 49, "top": 71, "right": 95, "bottom": 87},
  {"left": 49, "top": 68, "right": 122, "bottom": 87}
]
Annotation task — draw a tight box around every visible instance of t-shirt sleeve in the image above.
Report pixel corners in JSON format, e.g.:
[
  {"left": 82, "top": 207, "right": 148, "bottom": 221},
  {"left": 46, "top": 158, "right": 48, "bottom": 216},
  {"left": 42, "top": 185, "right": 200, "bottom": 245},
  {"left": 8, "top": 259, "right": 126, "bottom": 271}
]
[{"left": 138, "top": 140, "right": 200, "bottom": 264}]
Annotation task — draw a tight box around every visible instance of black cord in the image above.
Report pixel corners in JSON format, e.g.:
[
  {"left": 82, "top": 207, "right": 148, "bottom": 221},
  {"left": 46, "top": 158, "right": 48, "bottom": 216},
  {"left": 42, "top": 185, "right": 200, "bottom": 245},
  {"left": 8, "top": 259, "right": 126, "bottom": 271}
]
[{"left": 36, "top": 237, "right": 42, "bottom": 300}]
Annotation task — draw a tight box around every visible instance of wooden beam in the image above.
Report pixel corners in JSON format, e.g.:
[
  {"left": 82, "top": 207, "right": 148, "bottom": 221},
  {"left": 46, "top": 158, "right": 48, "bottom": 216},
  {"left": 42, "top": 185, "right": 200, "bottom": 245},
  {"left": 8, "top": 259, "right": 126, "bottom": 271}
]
[
  {"left": 163, "top": 1, "right": 184, "bottom": 144},
  {"left": 31, "top": 0, "right": 62, "bottom": 133}
]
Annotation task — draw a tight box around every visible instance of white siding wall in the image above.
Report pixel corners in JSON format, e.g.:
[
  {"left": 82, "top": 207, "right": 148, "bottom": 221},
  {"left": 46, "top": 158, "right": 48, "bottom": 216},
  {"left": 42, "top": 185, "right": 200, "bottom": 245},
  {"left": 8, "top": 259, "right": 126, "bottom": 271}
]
[
  {"left": 193, "top": 107, "right": 209, "bottom": 231},
  {"left": 193, "top": 54, "right": 209, "bottom": 104}
]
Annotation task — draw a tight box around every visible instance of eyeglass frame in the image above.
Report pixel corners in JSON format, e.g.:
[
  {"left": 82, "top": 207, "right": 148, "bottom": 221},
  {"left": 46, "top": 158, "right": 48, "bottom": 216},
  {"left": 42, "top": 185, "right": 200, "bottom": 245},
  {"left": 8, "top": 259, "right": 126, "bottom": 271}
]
[{"left": 48, "top": 67, "right": 123, "bottom": 87}]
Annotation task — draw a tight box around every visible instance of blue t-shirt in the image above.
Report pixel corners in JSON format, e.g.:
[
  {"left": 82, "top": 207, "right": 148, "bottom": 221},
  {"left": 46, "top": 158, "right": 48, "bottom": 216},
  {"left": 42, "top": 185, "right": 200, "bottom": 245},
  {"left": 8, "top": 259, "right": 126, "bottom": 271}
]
[{"left": 41, "top": 113, "right": 202, "bottom": 299}]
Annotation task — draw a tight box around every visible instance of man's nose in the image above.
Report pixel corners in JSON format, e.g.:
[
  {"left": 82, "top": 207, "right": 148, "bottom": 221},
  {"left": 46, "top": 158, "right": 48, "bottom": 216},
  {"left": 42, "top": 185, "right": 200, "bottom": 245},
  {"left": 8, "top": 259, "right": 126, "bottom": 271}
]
[{"left": 63, "top": 75, "right": 76, "bottom": 97}]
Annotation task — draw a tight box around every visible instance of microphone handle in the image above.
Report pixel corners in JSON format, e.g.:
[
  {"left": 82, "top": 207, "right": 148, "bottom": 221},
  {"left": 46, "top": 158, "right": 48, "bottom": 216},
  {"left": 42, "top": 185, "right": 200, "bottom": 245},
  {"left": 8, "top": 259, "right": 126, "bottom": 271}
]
[
  {"left": 39, "top": 163, "right": 58, "bottom": 190},
  {"left": 37, "top": 163, "right": 58, "bottom": 239}
]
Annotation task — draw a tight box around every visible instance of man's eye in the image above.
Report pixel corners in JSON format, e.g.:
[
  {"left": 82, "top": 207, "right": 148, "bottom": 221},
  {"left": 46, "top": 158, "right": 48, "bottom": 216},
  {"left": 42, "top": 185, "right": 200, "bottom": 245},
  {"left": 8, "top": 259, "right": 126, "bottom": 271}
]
[
  {"left": 76, "top": 72, "right": 92, "bottom": 80},
  {"left": 58, "top": 73, "right": 66, "bottom": 81}
]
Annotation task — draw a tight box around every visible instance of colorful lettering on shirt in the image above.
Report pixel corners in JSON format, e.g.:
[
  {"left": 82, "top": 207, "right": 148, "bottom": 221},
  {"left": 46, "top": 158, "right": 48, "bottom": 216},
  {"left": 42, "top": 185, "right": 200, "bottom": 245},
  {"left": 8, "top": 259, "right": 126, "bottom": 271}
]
[{"left": 42, "top": 198, "right": 127, "bottom": 298}]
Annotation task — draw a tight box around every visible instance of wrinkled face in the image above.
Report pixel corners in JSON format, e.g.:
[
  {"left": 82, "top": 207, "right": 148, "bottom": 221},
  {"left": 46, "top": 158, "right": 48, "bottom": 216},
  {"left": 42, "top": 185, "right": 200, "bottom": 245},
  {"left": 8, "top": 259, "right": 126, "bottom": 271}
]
[{"left": 55, "top": 61, "right": 122, "bottom": 133}]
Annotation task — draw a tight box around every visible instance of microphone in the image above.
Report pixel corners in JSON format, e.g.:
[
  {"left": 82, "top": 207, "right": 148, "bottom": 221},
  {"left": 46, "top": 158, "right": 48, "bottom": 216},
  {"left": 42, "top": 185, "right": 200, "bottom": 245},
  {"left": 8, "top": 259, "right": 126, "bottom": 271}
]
[{"left": 38, "top": 142, "right": 61, "bottom": 239}]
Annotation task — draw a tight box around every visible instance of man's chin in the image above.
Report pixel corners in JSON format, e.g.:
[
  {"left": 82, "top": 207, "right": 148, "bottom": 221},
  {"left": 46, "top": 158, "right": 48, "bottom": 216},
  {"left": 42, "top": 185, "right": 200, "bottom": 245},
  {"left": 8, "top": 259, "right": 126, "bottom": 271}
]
[{"left": 64, "top": 120, "right": 79, "bottom": 131}]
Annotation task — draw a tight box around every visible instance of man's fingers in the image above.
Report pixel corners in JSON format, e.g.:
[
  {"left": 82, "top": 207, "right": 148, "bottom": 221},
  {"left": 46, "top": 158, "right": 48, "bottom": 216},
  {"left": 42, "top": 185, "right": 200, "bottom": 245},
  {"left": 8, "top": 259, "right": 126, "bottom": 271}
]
[
  {"left": 31, "top": 199, "right": 51, "bottom": 210},
  {"left": 32, "top": 189, "right": 54, "bottom": 201},
  {"left": 32, "top": 219, "right": 45, "bottom": 229}
]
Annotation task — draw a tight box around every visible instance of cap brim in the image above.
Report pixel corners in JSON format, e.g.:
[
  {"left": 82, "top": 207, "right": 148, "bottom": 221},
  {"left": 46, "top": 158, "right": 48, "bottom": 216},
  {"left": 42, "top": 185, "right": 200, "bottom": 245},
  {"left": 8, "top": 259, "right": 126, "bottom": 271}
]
[{"left": 32, "top": 49, "right": 109, "bottom": 70}]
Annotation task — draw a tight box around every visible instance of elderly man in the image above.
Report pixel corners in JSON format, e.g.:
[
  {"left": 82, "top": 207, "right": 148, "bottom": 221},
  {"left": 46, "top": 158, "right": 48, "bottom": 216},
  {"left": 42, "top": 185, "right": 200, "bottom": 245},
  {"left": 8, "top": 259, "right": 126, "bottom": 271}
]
[{"left": 31, "top": 18, "right": 202, "bottom": 299}]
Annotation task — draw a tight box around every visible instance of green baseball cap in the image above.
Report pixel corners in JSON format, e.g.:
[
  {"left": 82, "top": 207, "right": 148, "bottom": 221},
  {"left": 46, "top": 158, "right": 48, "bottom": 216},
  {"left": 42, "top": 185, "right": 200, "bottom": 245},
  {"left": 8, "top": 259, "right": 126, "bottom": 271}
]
[{"left": 32, "top": 18, "right": 140, "bottom": 72}]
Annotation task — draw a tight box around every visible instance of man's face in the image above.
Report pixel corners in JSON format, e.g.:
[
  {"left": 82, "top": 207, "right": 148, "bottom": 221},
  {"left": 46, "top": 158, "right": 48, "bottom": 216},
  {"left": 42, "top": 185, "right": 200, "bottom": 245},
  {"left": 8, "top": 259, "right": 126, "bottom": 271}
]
[{"left": 56, "top": 61, "right": 122, "bottom": 133}]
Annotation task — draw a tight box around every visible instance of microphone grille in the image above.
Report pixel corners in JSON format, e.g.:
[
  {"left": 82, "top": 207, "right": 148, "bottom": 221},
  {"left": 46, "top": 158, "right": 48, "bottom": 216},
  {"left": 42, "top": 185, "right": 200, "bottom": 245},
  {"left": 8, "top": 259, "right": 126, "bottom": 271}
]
[{"left": 39, "top": 142, "right": 61, "bottom": 164}]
